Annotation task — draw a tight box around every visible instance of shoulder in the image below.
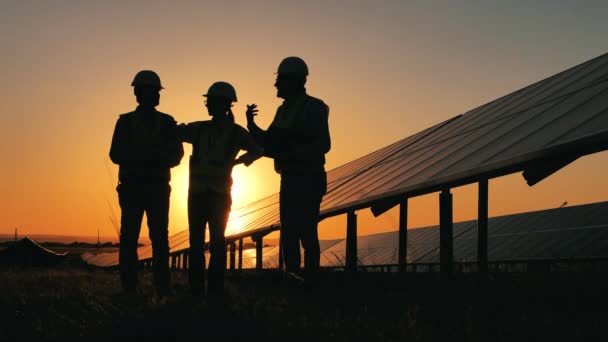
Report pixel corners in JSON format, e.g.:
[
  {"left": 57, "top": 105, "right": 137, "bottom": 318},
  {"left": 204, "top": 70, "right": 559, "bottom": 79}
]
[
  {"left": 305, "top": 95, "right": 326, "bottom": 105},
  {"left": 193, "top": 120, "right": 214, "bottom": 132},
  {"left": 232, "top": 123, "right": 248, "bottom": 133},
  {"left": 183, "top": 120, "right": 207, "bottom": 127},
  {"left": 305, "top": 95, "right": 329, "bottom": 112},
  {"left": 115, "top": 112, "right": 135, "bottom": 128},
  {"left": 198, "top": 120, "right": 212, "bottom": 129},
  {"left": 179, "top": 120, "right": 207, "bottom": 131},
  {"left": 233, "top": 123, "right": 251, "bottom": 138},
  {"left": 118, "top": 111, "right": 135, "bottom": 120},
  {"left": 156, "top": 111, "right": 178, "bottom": 124},
  {"left": 304, "top": 95, "right": 329, "bottom": 119}
]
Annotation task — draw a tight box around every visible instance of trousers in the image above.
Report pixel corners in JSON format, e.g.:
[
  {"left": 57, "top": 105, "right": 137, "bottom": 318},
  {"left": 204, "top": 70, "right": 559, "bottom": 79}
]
[
  {"left": 188, "top": 189, "right": 232, "bottom": 295},
  {"left": 117, "top": 182, "right": 171, "bottom": 296},
  {"left": 280, "top": 171, "right": 327, "bottom": 274}
]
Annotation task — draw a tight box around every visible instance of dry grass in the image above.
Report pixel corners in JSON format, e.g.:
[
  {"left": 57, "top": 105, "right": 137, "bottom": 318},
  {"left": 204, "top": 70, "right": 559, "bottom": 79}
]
[{"left": 2, "top": 263, "right": 608, "bottom": 341}]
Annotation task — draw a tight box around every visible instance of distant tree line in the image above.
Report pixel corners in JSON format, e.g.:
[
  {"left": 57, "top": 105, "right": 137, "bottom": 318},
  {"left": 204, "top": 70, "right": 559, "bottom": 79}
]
[
  {"left": 42, "top": 241, "right": 122, "bottom": 248},
  {"left": 0, "top": 241, "right": 139, "bottom": 248}
]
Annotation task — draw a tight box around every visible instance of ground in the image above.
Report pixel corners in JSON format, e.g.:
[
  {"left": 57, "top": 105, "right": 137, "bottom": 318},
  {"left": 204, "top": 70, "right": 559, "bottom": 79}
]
[{"left": 2, "top": 259, "right": 608, "bottom": 341}]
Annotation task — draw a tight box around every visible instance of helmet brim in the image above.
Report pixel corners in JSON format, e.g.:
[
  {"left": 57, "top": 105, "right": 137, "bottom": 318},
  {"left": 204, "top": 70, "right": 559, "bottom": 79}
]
[
  {"left": 132, "top": 84, "right": 164, "bottom": 90},
  {"left": 202, "top": 94, "right": 237, "bottom": 102}
]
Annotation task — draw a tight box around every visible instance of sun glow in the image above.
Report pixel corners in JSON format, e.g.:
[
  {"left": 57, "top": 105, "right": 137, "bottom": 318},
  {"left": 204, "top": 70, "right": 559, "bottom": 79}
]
[
  {"left": 168, "top": 160, "right": 259, "bottom": 236},
  {"left": 227, "top": 165, "right": 252, "bottom": 235},
  {"left": 226, "top": 212, "right": 245, "bottom": 236},
  {"left": 169, "top": 164, "right": 190, "bottom": 232},
  {"left": 230, "top": 164, "right": 261, "bottom": 210}
]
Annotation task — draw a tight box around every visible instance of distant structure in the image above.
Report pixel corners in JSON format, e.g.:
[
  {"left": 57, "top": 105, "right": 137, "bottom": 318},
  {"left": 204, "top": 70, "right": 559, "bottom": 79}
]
[
  {"left": 0, "top": 237, "right": 67, "bottom": 267},
  {"left": 560, "top": 201, "right": 568, "bottom": 208},
  {"left": 14, "top": 227, "right": 17, "bottom": 242}
]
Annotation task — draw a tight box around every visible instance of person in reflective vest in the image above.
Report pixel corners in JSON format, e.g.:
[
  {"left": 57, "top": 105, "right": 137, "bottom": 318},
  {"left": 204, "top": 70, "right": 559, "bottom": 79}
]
[
  {"left": 109, "top": 70, "right": 184, "bottom": 299},
  {"left": 177, "top": 81, "right": 262, "bottom": 298},
  {"left": 246, "top": 57, "right": 331, "bottom": 281}
]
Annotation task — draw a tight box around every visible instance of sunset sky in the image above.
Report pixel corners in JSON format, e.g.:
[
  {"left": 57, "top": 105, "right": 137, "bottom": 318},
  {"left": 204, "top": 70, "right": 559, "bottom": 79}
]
[{"left": 2, "top": 0, "right": 608, "bottom": 241}]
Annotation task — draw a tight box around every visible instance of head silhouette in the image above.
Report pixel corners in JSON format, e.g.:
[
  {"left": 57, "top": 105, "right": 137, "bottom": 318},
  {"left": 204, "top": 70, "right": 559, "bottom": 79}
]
[
  {"left": 131, "top": 70, "right": 163, "bottom": 109},
  {"left": 134, "top": 86, "right": 161, "bottom": 108},
  {"left": 203, "top": 82, "right": 237, "bottom": 120},
  {"left": 205, "top": 96, "right": 233, "bottom": 118},
  {"left": 275, "top": 56, "right": 308, "bottom": 100}
]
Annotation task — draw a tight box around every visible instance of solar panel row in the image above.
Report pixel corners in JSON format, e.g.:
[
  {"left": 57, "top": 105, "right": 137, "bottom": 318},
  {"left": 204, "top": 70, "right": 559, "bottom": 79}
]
[{"left": 84, "top": 201, "right": 608, "bottom": 268}]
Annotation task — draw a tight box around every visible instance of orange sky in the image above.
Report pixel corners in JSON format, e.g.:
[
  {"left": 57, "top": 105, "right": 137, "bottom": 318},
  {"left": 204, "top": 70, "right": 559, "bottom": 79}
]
[{"left": 1, "top": 1, "right": 608, "bottom": 241}]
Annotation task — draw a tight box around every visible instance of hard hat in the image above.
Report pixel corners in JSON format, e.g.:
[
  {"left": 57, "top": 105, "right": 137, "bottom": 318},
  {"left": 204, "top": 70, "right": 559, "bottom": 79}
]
[
  {"left": 131, "top": 70, "right": 164, "bottom": 89},
  {"left": 203, "top": 81, "right": 237, "bottom": 102},
  {"left": 276, "top": 56, "right": 309, "bottom": 76}
]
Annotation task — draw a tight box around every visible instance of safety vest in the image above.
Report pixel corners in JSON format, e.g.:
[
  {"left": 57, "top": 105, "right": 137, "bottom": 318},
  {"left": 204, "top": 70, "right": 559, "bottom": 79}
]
[
  {"left": 189, "top": 120, "right": 240, "bottom": 194},
  {"left": 270, "top": 94, "right": 312, "bottom": 130},
  {"left": 119, "top": 111, "right": 171, "bottom": 183},
  {"left": 270, "top": 94, "right": 326, "bottom": 174},
  {"left": 129, "top": 112, "right": 163, "bottom": 146}
]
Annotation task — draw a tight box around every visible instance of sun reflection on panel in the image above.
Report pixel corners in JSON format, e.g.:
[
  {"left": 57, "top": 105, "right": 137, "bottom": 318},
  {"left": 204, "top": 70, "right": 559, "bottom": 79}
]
[{"left": 226, "top": 212, "right": 244, "bottom": 236}]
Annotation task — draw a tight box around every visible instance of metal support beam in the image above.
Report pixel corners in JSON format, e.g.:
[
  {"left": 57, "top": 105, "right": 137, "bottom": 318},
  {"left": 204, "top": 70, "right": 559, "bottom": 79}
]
[
  {"left": 255, "top": 237, "right": 263, "bottom": 270},
  {"left": 183, "top": 252, "right": 189, "bottom": 270},
  {"left": 478, "top": 179, "right": 489, "bottom": 274},
  {"left": 346, "top": 211, "right": 358, "bottom": 272},
  {"left": 439, "top": 189, "right": 454, "bottom": 278},
  {"left": 278, "top": 232, "right": 284, "bottom": 270},
  {"left": 229, "top": 241, "right": 236, "bottom": 272},
  {"left": 399, "top": 198, "right": 408, "bottom": 272},
  {"left": 238, "top": 238, "right": 243, "bottom": 270}
]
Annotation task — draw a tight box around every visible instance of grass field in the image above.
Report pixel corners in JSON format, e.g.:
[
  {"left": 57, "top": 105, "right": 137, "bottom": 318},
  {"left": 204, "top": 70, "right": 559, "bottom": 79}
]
[{"left": 2, "top": 259, "right": 608, "bottom": 341}]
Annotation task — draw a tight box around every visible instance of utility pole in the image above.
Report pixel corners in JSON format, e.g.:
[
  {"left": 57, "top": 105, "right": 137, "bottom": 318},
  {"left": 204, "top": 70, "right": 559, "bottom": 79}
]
[
  {"left": 14, "top": 227, "right": 17, "bottom": 241},
  {"left": 97, "top": 227, "right": 101, "bottom": 247}
]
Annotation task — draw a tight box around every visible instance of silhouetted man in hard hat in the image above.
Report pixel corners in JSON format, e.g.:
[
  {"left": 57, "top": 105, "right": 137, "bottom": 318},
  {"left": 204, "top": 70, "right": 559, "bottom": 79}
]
[
  {"left": 246, "top": 57, "right": 331, "bottom": 281},
  {"left": 177, "top": 81, "right": 262, "bottom": 300},
  {"left": 109, "top": 70, "right": 184, "bottom": 300}
]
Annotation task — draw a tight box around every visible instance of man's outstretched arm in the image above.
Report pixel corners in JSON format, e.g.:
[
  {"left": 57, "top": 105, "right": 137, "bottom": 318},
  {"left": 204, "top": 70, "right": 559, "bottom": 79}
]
[{"left": 159, "top": 118, "right": 184, "bottom": 168}]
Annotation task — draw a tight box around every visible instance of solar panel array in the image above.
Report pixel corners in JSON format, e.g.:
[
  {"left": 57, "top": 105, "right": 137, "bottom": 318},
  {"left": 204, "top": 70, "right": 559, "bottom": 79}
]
[
  {"left": 237, "top": 201, "right": 608, "bottom": 268},
  {"left": 84, "top": 201, "right": 608, "bottom": 268}
]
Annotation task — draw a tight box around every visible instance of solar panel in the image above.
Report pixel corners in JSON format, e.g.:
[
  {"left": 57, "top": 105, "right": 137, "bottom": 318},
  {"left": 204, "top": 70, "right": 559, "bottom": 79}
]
[
  {"left": 318, "top": 201, "right": 608, "bottom": 267},
  {"left": 83, "top": 201, "right": 608, "bottom": 268},
  {"left": 225, "top": 52, "right": 608, "bottom": 237}
]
